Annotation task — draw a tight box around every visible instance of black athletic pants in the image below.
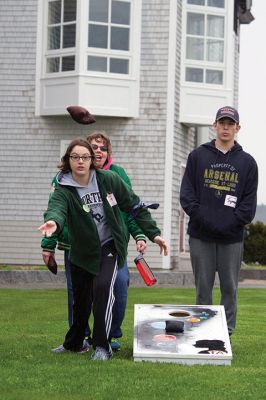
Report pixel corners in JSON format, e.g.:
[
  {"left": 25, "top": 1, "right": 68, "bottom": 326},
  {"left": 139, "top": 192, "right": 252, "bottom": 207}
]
[{"left": 63, "top": 241, "right": 118, "bottom": 352}]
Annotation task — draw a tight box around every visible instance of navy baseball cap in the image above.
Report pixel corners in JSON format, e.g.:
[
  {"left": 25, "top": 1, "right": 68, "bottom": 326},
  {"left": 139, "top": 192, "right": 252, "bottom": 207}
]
[{"left": 215, "top": 106, "right": 239, "bottom": 123}]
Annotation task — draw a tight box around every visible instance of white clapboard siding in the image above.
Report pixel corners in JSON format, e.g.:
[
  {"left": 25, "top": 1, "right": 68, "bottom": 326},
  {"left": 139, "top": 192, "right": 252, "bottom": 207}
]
[{"left": 0, "top": 0, "right": 240, "bottom": 270}]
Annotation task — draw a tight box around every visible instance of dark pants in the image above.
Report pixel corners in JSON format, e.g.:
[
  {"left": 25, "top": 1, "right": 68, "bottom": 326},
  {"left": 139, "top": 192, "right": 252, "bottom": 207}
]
[
  {"left": 64, "top": 250, "right": 90, "bottom": 337},
  {"left": 63, "top": 241, "right": 118, "bottom": 352},
  {"left": 64, "top": 250, "right": 74, "bottom": 328}
]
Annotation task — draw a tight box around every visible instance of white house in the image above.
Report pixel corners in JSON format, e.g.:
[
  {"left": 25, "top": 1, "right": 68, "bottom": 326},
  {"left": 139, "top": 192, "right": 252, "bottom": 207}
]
[{"left": 0, "top": 0, "right": 254, "bottom": 269}]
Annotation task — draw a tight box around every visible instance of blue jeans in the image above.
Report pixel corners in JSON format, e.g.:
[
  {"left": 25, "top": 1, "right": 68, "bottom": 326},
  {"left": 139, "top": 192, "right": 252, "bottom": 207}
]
[
  {"left": 110, "top": 261, "right": 130, "bottom": 339},
  {"left": 64, "top": 250, "right": 91, "bottom": 337}
]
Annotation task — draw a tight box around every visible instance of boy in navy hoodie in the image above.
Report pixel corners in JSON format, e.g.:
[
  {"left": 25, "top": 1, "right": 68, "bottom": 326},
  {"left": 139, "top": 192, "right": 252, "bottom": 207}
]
[{"left": 180, "top": 106, "right": 258, "bottom": 336}]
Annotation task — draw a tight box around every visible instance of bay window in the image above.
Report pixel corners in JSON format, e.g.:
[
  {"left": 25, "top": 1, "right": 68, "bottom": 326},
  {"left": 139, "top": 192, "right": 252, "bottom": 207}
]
[{"left": 36, "top": 0, "right": 141, "bottom": 117}]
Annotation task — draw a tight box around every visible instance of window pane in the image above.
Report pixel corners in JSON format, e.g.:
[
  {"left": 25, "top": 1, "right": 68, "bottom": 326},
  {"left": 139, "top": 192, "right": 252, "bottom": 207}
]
[
  {"left": 64, "top": 0, "right": 76, "bottom": 22},
  {"left": 62, "top": 55, "right": 75, "bottom": 71},
  {"left": 187, "top": 0, "right": 205, "bottom": 5},
  {"left": 186, "top": 37, "right": 204, "bottom": 60},
  {"left": 111, "top": 27, "right": 129, "bottom": 50},
  {"left": 110, "top": 58, "right": 129, "bottom": 74},
  {"left": 48, "top": 26, "right": 61, "bottom": 49},
  {"left": 63, "top": 24, "right": 76, "bottom": 48},
  {"left": 206, "top": 69, "right": 223, "bottom": 84},
  {"left": 88, "top": 24, "right": 108, "bottom": 48},
  {"left": 48, "top": 0, "right": 61, "bottom": 24},
  {"left": 207, "top": 39, "right": 223, "bottom": 62},
  {"left": 187, "top": 13, "right": 204, "bottom": 36},
  {"left": 47, "top": 57, "right": 60, "bottom": 73},
  {"left": 89, "top": 0, "right": 108, "bottom": 23},
  {"left": 87, "top": 56, "right": 107, "bottom": 72},
  {"left": 207, "top": 15, "right": 224, "bottom": 38},
  {"left": 111, "top": 1, "right": 130, "bottom": 25},
  {"left": 208, "top": 0, "right": 224, "bottom": 8},
  {"left": 186, "top": 67, "right": 203, "bottom": 82}
]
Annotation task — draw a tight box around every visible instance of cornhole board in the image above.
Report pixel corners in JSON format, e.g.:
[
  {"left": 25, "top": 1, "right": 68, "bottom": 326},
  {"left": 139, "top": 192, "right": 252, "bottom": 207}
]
[{"left": 133, "top": 304, "right": 232, "bottom": 365}]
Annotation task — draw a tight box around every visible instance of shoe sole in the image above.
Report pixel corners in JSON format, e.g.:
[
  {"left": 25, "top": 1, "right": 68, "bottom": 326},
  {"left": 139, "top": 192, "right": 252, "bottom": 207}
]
[
  {"left": 92, "top": 357, "right": 110, "bottom": 361},
  {"left": 111, "top": 347, "right": 120, "bottom": 352},
  {"left": 52, "top": 347, "right": 89, "bottom": 354},
  {"left": 91, "top": 351, "right": 112, "bottom": 361},
  {"left": 77, "top": 348, "right": 89, "bottom": 354}
]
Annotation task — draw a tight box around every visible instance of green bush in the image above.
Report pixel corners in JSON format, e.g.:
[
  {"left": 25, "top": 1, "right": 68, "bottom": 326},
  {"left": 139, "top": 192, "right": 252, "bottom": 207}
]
[{"left": 244, "top": 221, "right": 266, "bottom": 264}]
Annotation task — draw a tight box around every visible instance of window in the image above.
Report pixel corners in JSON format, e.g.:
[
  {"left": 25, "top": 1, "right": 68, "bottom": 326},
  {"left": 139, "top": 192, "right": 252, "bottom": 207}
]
[
  {"left": 180, "top": 0, "right": 235, "bottom": 124},
  {"left": 36, "top": 0, "right": 141, "bottom": 117},
  {"left": 46, "top": 0, "right": 77, "bottom": 73},
  {"left": 44, "top": 0, "right": 132, "bottom": 75},
  {"left": 185, "top": 0, "right": 225, "bottom": 85},
  {"left": 187, "top": 0, "right": 224, "bottom": 7},
  {"left": 87, "top": 0, "right": 131, "bottom": 75}
]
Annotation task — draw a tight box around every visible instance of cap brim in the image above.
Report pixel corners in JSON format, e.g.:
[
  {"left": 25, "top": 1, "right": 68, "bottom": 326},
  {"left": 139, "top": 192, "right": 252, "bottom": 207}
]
[{"left": 216, "top": 115, "right": 238, "bottom": 123}]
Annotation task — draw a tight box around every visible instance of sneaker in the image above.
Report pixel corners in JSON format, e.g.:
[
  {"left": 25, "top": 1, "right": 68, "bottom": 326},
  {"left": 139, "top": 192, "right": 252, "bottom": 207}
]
[
  {"left": 91, "top": 346, "right": 112, "bottom": 361},
  {"left": 77, "top": 341, "right": 90, "bottom": 354},
  {"left": 51, "top": 340, "right": 89, "bottom": 354},
  {"left": 110, "top": 339, "right": 121, "bottom": 352},
  {"left": 51, "top": 344, "right": 67, "bottom": 353},
  {"left": 84, "top": 336, "right": 93, "bottom": 346}
]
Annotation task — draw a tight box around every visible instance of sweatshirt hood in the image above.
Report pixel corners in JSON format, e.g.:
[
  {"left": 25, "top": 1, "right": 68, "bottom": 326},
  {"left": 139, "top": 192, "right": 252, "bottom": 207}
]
[
  {"left": 202, "top": 139, "right": 242, "bottom": 163},
  {"left": 203, "top": 139, "right": 242, "bottom": 154},
  {"left": 56, "top": 170, "right": 96, "bottom": 188}
]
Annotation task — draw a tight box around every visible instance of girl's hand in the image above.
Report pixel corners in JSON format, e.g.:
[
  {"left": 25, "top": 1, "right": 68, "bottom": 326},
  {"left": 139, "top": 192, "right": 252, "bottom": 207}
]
[
  {"left": 136, "top": 240, "right": 147, "bottom": 254},
  {"left": 37, "top": 220, "right": 57, "bottom": 237}
]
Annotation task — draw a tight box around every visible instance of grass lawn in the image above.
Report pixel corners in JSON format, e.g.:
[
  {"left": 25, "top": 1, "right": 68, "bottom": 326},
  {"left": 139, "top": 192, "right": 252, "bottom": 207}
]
[{"left": 0, "top": 288, "right": 265, "bottom": 400}]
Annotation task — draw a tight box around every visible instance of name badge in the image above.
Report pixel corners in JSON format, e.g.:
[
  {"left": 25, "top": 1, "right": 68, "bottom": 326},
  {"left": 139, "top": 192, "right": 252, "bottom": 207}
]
[
  {"left": 107, "top": 193, "right": 117, "bottom": 207},
  {"left": 224, "top": 195, "right": 237, "bottom": 208}
]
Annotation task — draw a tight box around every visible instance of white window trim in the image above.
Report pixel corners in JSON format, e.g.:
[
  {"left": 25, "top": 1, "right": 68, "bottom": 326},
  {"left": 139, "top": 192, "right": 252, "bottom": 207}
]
[
  {"left": 40, "top": 0, "right": 138, "bottom": 79},
  {"left": 86, "top": 0, "right": 133, "bottom": 76},
  {"left": 35, "top": 0, "right": 142, "bottom": 117},
  {"left": 181, "top": 0, "right": 228, "bottom": 88},
  {"left": 179, "top": 0, "right": 236, "bottom": 125}
]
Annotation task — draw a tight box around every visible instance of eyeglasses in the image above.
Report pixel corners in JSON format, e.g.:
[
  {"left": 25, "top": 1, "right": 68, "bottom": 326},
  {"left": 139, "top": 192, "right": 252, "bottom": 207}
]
[
  {"left": 91, "top": 144, "right": 108, "bottom": 152},
  {"left": 70, "top": 154, "right": 93, "bottom": 162}
]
